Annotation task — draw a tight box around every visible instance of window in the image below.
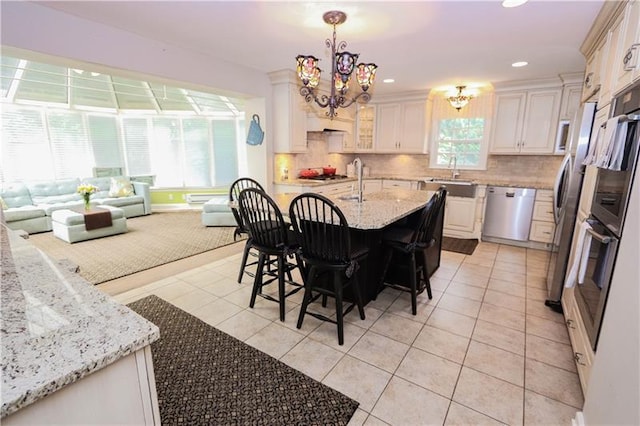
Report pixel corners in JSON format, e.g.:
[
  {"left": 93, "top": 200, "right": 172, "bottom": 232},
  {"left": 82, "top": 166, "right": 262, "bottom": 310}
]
[
  {"left": 429, "top": 92, "right": 493, "bottom": 170},
  {"left": 1, "top": 55, "right": 245, "bottom": 188}
]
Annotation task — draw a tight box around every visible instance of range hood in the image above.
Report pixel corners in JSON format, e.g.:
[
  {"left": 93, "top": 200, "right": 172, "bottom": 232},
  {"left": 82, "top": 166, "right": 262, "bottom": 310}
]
[{"left": 306, "top": 112, "right": 353, "bottom": 134}]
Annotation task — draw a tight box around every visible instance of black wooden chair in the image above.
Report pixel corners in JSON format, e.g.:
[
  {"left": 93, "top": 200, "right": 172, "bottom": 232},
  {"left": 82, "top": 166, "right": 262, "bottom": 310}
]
[
  {"left": 237, "top": 187, "right": 303, "bottom": 322},
  {"left": 378, "top": 187, "right": 447, "bottom": 315},
  {"left": 288, "top": 193, "right": 367, "bottom": 345},
  {"left": 229, "top": 177, "right": 264, "bottom": 283}
]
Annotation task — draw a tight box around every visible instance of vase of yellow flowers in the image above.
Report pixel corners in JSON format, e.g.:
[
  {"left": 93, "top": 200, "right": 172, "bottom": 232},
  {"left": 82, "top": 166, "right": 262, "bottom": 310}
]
[{"left": 77, "top": 184, "right": 98, "bottom": 211}]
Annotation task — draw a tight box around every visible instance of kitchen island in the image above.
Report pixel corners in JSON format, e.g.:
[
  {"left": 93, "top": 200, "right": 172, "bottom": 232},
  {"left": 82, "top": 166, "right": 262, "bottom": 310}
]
[
  {"left": 275, "top": 188, "right": 442, "bottom": 303},
  {"left": 1, "top": 223, "right": 160, "bottom": 424}
]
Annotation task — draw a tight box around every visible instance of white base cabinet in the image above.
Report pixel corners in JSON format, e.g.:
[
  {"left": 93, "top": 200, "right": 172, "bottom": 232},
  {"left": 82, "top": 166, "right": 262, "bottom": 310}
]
[
  {"left": 4, "top": 347, "right": 160, "bottom": 425},
  {"left": 562, "top": 286, "right": 595, "bottom": 393},
  {"left": 529, "top": 189, "right": 555, "bottom": 244}
]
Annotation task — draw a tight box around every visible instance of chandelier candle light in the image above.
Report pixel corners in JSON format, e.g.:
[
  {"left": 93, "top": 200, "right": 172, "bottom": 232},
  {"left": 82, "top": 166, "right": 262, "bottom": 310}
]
[
  {"left": 296, "top": 10, "right": 378, "bottom": 119},
  {"left": 448, "top": 86, "right": 474, "bottom": 111}
]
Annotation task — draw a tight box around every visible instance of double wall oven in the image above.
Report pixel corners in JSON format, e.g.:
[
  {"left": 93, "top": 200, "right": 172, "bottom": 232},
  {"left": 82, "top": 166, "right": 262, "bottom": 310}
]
[{"left": 575, "top": 82, "right": 640, "bottom": 350}]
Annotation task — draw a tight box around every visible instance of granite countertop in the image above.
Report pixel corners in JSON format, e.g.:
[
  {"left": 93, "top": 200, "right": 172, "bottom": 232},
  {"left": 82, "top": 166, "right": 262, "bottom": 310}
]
[
  {"left": 275, "top": 188, "right": 431, "bottom": 230},
  {"left": 0, "top": 225, "right": 160, "bottom": 418}
]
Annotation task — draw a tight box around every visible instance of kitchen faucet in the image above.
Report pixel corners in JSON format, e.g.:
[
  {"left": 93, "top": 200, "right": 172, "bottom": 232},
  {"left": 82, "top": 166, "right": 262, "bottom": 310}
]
[
  {"left": 448, "top": 155, "right": 460, "bottom": 180},
  {"left": 353, "top": 157, "right": 364, "bottom": 203}
]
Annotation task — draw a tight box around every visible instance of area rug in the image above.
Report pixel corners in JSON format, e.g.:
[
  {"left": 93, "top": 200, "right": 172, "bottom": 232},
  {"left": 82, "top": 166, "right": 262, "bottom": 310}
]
[
  {"left": 442, "top": 236, "right": 479, "bottom": 255},
  {"left": 127, "top": 295, "right": 359, "bottom": 425},
  {"left": 28, "top": 211, "right": 239, "bottom": 285}
]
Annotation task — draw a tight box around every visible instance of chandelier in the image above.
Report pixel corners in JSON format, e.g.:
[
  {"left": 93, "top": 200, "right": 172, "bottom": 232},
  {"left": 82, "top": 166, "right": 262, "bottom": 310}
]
[
  {"left": 296, "top": 10, "right": 378, "bottom": 119},
  {"left": 447, "top": 86, "right": 474, "bottom": 111}
]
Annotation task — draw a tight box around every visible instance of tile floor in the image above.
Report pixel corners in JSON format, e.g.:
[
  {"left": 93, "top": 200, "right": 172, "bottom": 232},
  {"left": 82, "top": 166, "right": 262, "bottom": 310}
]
[{"left": 106, "top": 241, "right": 584, "bottom": 426}]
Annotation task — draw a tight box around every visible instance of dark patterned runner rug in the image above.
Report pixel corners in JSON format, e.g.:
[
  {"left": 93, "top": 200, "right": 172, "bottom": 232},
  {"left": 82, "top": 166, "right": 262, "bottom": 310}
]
[
  {"left": 128, "top": 295, "right": 359, "bottom": 425},
  {"left": 441, "top": 237, "right": 479, "bottom": 255}
]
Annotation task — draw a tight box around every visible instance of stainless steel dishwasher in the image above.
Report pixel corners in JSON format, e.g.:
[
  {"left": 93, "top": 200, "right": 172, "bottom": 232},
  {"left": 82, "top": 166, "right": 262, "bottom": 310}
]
[{"left": 483, "top": 186, "right": 536, "bottom": 241}]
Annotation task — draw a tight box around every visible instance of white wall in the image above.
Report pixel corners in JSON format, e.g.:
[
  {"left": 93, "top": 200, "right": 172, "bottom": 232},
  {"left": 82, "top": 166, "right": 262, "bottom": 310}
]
[
  {"left": 582, "top": 167, "right": 640, "bottom": 425},
  {"left": 0, "top": 1, "right": 272, "bottom": 185}
]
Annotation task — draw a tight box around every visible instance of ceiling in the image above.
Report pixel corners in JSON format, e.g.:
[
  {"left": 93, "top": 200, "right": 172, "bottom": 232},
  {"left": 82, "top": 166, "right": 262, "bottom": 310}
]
[{"left": 36, "top": 1, "right": 604, "bottom": 96}]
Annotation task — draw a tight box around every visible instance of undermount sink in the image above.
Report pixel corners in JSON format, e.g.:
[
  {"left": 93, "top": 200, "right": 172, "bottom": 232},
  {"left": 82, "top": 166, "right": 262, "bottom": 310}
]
[{"left": 422, "top": 179, "right": 477, "bottom": 198}]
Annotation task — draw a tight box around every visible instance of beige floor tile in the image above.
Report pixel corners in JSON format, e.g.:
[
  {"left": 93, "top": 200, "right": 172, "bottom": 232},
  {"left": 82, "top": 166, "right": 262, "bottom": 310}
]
[
  {"left": 473, "top": 243, "right": 499, "bottom": 256},
  {"left": 437, "top": 293, "right": 482, "bottom": 318},
  {"left": 346, "top": 409, "right": 370, "bottom": 426},
  {"left": 191, "top": 297, "right": 244, "bottom": 326},
  {"left": 444, "top": 402, "right": 506, "bottom": 426},
  {"left": 280, "top": 304, "right": 324, "bottom": 336},
  {"left": 527, "top": 248, "right": 550, "bottom": 262},
  {"left": 526, "top": 315, "right": 570, "bottom": 344},
  {"left": 370, "top": 312, "right": 424, "bottom": 344},
  {"left": 196, "top": 275, "right": 247, "bottom": 297},
  {"left": 526, "top": 334, "right": 577, "bottom": 373},
  {"left": 362, "top": 415, "right": 390, "bottom": 425},
  {"left": 453, "top": 367, "right": 524, "bottom": 425},
  {"left": 462, "top": 253, "right": 496, "bottom": 267},
  {"left": 222, "top": 285, "right": 254, "bottom": 307},
  {"left": 429, "top": 276, "right": 451, "bottom": 292},
  {"left": 490, "top": 268, "right": 526, "bottom": 285},
  {"left": 396, "top": 347, "right": 462, "bottom": 398},
  {"left": 413, "top": 325, "right": 470, "bottom": 364},
  {"left": 178, "top": 267, "right": 228, "bottom": 286},
  {"left": 526, "top": 287, "right": 548, "bottom": 302},
  {"left": 524, "top": 390, "right": 579, "bottom": 426},
  {"left": 386, "top": 294, "right": 436, "bottom": 324},
  {"left": 308, "top": 321, "right": 367, "bottom": 352},
  {"left": 247, "top": 296, "right": 300, "bottom": 322},
  {"left": 451, "top": 270, "right": 490, "bottom": 288},
  {"left": 170, "top": 288, "right": 218, "bottom": 313},
  {"left": 113, "top": 290, "right": 151, "bottom": 305},
  {"left": 493, "top": 260, "right": 526, "bottom": 274},
  {"left": 525, "top": 359, "right": 584, "bottom": 408},
  {"left": 215, "top": 309, "right": 271, "bottom": 341},
  {"left": 150, "top": 281, "right": 198, "bottom": 301},
  {"left": 464, "top": 340, "right": 525, "bottom": 386},
  {"left": 344, "top": 306, "right": 384, "bottom": 330},
  {"left": 427, "top": 307, "right": 477, "bottom": 338},
  {"left": 458, "top": 263, "right": 493, "bottom": 278},
  {"left": 323, "top": 355, "right": 392, "bottom": 412},
  {"left": 445, "top": 281, "right": 486, "bottom": 301},
  {"left": 366, "top": 288, "right": 401, "bottom": 311},
  {"left": 487, "top": 278, "right": 526, "bottom": 298},
  {"left": 478, "top": 303, "right": 525, "bottom": 332},
  {"left": 526, "top": 274, "right": 547, "bottom": 289},
  {"left": 371, "top": 376, "right": 450, "bottom": 426},
  {"left": 433, "top": 265, "right": 459, "bottom": 280},
  {"left": 137, "top": 276, "right": 181, "bottom": 291},
  {"left": 472, "top": 319, "right": 525, "bottom": 356},
  {"left": 526, "top": 264, "right": 549, "bottom": 279},
  {"left": 483, "top": 289, "right": 526, "bottom": 313},
  {"left": 441, "top": 250, "right": 466, "bottom": 265},
  {"left": 526, "top": 301, "right": 565, "bottom": 324},
  {"left": 244, "top": 321, "right": 305, "bottom": 359},
  {"left": 348, "top": 330, "right": 410, "bottom": 373},
  {"left": 495, "top": 251, "right": 526, "bottom": 266},
  {"left": 281, "top": 337, "right": 344, "bottom": 382}
]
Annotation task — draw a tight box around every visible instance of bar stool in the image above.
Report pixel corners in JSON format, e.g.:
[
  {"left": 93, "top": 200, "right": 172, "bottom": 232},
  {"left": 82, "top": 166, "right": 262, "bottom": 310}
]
[
  {"left": 237, "top": 187, "right": 303, "bottom": 322},
  {"left": 288, "top": 193, "right": 367, "bottom": 345},
  {"left": 229, "top": 177, "right": 264, "bottom": 283},
  {"left": 378, "top": 188, "right": 447, "bottom": 315}
]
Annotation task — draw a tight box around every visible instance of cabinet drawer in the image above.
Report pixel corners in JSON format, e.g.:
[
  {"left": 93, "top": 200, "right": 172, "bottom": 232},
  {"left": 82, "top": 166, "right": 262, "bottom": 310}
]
[
  {"left": 532, "top": 201, "right": 554, "bottom": 222},
  {"left": 529, "top": 221, "right": 555, "bottom": 243},
  {"left": 536, "top": 189, "right": 554, "bottom": 202},
  {"left": 562, "top": 287, "right": 594, "bottom": 393},
  {"left": 382, "top": 180, "right": 414, "bottom": 190}
]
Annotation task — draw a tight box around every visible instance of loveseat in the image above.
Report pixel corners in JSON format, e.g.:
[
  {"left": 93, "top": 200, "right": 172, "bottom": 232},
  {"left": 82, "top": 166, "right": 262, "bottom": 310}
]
[{"left": 1, "top": 176, "right": 151, "bottom": 234}]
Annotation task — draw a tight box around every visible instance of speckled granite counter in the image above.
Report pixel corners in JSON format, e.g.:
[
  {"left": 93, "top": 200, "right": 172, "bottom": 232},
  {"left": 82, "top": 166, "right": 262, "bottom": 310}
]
[
  {"left": 0, "top": 224, "right": 159, "bottom": 418},
  {"left": 275, "top": 188, "right": 431, "bottom": 230}
]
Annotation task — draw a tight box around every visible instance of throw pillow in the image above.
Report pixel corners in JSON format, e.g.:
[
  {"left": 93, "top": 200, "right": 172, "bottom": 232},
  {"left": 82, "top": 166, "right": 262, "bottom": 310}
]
[{"left": 109, "top": 177, "right": 134, "bottom": 198}]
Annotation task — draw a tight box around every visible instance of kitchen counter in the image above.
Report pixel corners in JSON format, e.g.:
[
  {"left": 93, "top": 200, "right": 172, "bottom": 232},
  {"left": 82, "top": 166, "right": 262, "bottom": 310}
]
[
  {"left": 1, "top": 224, "right": 159, "bottom": 418},
  {"left": 275, "top": 188, "right": 431, "bottom": 230}
]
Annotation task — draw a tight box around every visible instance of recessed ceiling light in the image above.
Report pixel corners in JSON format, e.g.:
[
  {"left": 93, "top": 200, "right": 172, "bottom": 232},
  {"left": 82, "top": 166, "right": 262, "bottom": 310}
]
[
  {"left": 502, "top": 0, "right": 528, "bottom": 7},
  {"left": 383, "top": 79, "right": 395, "bottom": 84},
  {"left": 512, "top": 61, "right": 528, "bottom": 68}
]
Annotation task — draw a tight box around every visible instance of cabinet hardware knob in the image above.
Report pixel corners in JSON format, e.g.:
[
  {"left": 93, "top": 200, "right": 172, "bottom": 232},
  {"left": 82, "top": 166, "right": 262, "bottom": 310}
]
[
  {"left": 584, "top": 72, "right": 593, "bottom": 89},
  {"left": 566, "top": 319, "right": 575, "bottom": 329},
  {"left": 574, "top": 352, "right": 586, "bottom": 366}
]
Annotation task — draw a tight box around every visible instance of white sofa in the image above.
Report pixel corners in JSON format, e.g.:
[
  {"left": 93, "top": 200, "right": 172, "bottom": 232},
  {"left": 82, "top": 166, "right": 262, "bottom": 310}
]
[{"left": 1, "top": 176, "right": 151, "bottom": 234}]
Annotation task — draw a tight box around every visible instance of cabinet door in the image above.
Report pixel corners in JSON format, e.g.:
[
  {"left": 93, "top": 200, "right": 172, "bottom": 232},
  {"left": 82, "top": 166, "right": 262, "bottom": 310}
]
[
  {"left": 444, "top": 197, "right": 476, "bottom": 232},
  {"left": 615, "top": 0, "right": 640, "bottom": 92},
  {"left": 376, "top": 104, "right": 402, "bottom": 152},
  {"left": 529, "top": 221, "right": 555, "bottom": 243},
  {"left": 520, "top": 89, "right": 561, "bottom": 154},
  {"left": 399, "top": 101, "right": 426, "bottom": 153},
  {"left": 362, "top": 179, "right": 382, "bottom": 194},
  {"left": 273, "top": 82, "right": 307, "bottom": 153},
  {"left": 356, "top": 105, "right": 375, "bottom": 151},
  {"left": 382, "top": 179, "right": 413, "bottom": 190},
  {"left": 560, "top": 84, "right": 583, "bottom": 121},
  {"left": 489, "top": 92, "right": 526, "bottom": 153},
  {"left": 599, "top": 12, "right": 624, "bottom": 107}
]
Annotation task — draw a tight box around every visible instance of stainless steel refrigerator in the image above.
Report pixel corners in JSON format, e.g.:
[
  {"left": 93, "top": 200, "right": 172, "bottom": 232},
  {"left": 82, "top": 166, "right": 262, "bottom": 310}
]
[{"left": 544, "top": 102, "right": 597, "bottom": 312}]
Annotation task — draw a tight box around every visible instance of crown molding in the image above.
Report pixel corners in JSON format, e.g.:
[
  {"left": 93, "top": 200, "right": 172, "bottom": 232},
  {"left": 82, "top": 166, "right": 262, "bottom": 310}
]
[{"left": 581, "top": 0, "right": 627, "bottom": 58}]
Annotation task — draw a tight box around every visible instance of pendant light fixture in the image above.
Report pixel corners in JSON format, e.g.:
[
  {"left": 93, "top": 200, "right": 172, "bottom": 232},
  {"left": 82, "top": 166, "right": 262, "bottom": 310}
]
[{"left": 447, "top": 86, "right": 474, "bottom": 111}]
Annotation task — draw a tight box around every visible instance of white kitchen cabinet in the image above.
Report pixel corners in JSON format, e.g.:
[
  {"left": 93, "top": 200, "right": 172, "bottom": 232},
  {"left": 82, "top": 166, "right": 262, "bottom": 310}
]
[
  {"left": 529, "top": 189, "right": 555, "bottom": 244},
  {"left": 363, "top": 179, "right": 382, "bottom": 194},
  {"left": 355, "top": 105, "right": 375, "bottom": 151},
  {"left": 315, "top": 182, "right": 353, "bottom": 197},
  {"left": 327, "top": 130, "right": 355, "bottom": 153},
  {"left": 374, "top": 101, "right": 426, "bottom": 153},
  {"left": 382, "top": 179, "right": 417, "bottom": 190},
  {"left": 489, "top": 88, "right": 562, "bottom": 154},
  {"left": 582, "top": 36, "right": 608, "bottom": 103},
  {"left": 444, "top": 196, "right": 476, "bottom": 233},
  {"left": 614, "top": 0, "right": 640, "bottom": 93},
  {"left": 559, "top": 84, "right": 583, "bottom": 121},
  {"left": 599, "top": 10, "right": 626, "bottom": 107},
  {"left": 269, "top": 70, "right": 307, "bottom": 153}
]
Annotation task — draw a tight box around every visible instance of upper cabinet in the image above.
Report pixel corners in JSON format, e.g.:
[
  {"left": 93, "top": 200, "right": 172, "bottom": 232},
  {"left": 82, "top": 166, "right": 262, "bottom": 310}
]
[
  {"left": 373, "top": 100, "right": 427, "bottom": 153},
  {"left": 355, "top": 105, "right": 375, "bottom": 151},
  {"left": 490, "top": 87, "right": 562, "bottom": 154},
  {"left": 614, "top": 0, "right": 640, "bottom": 94},
  {"left": 582, "top": 36, "right": 607, "bottom": 103},
  {"left": 269, "top": 70, "right": 308, "bottom": 153},
  {"left": 599, "top": 11, "right": 626, "bottom": 107}
]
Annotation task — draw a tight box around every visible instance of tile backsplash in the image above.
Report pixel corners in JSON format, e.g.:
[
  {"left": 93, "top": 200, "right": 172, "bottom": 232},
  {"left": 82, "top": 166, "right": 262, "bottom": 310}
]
[{"left": 274, "top": 133, "right": 563, "bottom": 187}]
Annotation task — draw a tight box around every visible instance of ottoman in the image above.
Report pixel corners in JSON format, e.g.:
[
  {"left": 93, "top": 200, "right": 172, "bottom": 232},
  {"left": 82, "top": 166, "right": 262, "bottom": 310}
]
[
  {"left": 51, "top": 205, "right": 127, "bottom": 243},
  {"left": 202, "top": 196, "right": 236, "bottom": 227}
]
